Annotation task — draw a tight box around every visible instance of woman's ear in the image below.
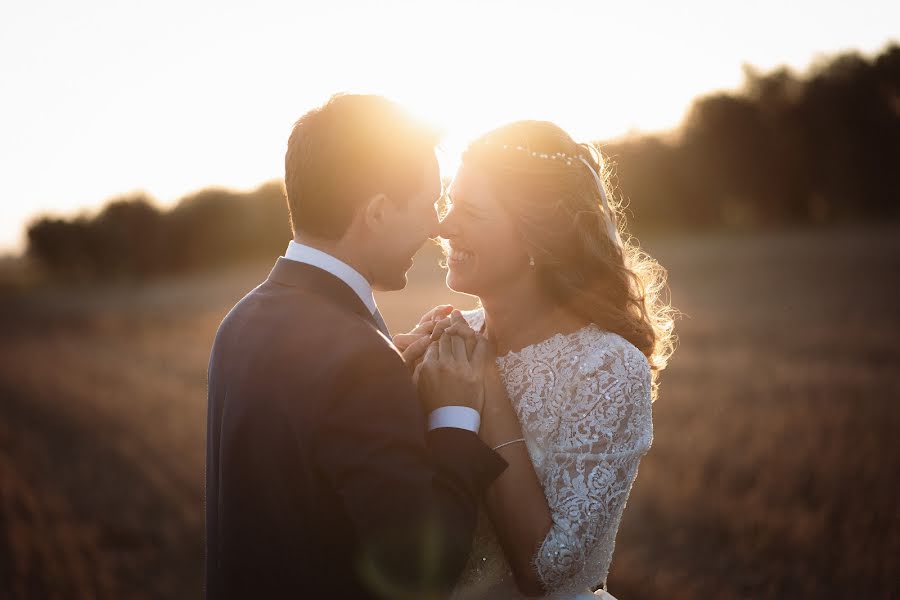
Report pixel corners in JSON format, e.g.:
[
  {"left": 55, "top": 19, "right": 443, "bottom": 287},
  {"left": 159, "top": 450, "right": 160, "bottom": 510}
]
[{"left": 362, "top": 193, "right": 389, "bottom": 231}]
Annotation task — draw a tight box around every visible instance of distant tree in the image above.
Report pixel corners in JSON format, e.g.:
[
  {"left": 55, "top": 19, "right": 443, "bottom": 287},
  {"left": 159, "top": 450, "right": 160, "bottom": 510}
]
[
  {"left": 602, "top": 42, "right": 900, "bottom": 231},
  {"left": 26, "top": 216, "right": 94, "bottom": 279},
  {"left": 24, "top": 44, "right": 900, "bottom": 280},
  {"left": 26, "top": 183, "right": 291, "bottom": 280},
  {"left": 603, "top": 136, "right": 687, "bottom": 232},
  {"left": 91, "top": 194, "right": 166, "bottom": 277},
  {"left": 164, "top": 181, "right": 290, "bottom": 272}
]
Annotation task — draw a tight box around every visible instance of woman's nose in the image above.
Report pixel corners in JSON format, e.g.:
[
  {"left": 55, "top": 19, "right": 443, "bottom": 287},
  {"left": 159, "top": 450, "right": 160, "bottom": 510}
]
[{"left": 438, "top": 210, "right": 457, "bottom": 240}]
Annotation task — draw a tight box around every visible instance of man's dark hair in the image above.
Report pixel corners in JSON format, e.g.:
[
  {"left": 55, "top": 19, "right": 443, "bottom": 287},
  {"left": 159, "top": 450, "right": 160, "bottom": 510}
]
[{"left": 284, "top": 94, "right": 441, "bottom": 239}]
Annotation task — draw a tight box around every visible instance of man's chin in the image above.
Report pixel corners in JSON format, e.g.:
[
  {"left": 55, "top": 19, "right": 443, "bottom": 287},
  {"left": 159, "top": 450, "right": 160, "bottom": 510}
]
[{"left": 373, "top": 272, "right": 409, "bottom": 292}]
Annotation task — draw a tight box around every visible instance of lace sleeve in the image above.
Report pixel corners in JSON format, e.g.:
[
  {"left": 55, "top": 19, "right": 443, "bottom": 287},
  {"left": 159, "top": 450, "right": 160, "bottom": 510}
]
[{"left": 532, "top": 337, "right": 653, "bottom": 594}]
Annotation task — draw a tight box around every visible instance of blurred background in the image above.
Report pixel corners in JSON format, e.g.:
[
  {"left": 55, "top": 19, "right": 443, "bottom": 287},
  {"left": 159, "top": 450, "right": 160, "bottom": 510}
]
[{"left": 1, "top": 1, "right": 898, "bottom": 598}]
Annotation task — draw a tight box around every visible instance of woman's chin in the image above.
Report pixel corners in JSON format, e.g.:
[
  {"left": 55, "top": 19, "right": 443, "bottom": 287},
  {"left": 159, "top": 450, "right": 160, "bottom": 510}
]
[{"left": 445, "top": 268, "right": 476, "bottom": 295}]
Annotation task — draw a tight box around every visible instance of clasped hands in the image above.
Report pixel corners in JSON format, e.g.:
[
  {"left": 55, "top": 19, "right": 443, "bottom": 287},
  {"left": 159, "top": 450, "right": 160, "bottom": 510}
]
[{"left": 393, "top": 306, "right": 493, "bottom": 414}]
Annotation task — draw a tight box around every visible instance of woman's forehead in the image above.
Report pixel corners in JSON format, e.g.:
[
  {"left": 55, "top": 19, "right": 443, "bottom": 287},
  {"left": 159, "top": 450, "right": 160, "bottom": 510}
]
[{"left": 450, "top": 166, "right": 490, "bottom": 200}]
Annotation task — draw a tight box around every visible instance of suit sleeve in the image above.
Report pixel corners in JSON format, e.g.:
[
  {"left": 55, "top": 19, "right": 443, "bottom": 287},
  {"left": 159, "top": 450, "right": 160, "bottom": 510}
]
[{"left": 311, "top": 342, "right": 507, "bottom": 597}]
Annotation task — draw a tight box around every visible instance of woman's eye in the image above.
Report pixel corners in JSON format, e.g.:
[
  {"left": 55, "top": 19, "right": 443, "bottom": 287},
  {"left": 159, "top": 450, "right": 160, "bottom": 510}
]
[{"left": 461, "top": 204, "right": 482, "bottom": 220}]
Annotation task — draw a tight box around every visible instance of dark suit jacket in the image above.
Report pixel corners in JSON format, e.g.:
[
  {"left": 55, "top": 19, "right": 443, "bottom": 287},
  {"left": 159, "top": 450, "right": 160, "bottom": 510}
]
[{"left": 204, "top": 258, "right": 507, "bottom": 599}]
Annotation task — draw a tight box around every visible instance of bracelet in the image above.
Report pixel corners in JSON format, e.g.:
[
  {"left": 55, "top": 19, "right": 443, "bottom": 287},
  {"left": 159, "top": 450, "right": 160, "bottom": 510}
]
[{"left": 492, "top": 437, "right": 526, "bottom": 451}]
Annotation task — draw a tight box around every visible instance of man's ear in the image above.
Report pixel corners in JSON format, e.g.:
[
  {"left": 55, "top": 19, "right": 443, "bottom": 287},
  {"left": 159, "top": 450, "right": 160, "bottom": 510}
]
[{"left": 362, "top": 193, "right": 390, "bottom": 231}]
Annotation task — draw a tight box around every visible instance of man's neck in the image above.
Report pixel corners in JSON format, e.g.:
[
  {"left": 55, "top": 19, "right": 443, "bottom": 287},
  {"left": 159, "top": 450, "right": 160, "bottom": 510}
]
[{"left": 292, "top": 235, "right": 373, "bottom": 285}]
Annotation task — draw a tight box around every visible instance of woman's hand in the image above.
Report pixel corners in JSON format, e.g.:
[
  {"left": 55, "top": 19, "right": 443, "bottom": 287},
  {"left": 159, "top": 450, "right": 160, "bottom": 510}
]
[
  {"left": 430, "top": 310, "right": 477, "bottom": 359},
  {"left": 414, "top": 325, "right": 490, "bottom": 414},
  {"left": 428, "top": 316, "right": 518, "bottom": 446},
  {"left": 393, "top": 304, "right": 454, "bottom": 367}
]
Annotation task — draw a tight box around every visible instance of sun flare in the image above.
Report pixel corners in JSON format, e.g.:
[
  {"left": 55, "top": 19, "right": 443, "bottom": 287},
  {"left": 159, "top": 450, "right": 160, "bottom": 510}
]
[{"left": 0, "top": 0, "right": 897, "bottom": 252}]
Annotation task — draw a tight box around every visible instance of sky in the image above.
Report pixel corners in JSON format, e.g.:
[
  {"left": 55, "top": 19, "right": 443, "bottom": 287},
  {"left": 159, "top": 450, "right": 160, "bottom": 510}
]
[{"left": 0, "top": 0, "right": 897, "bottom": 254}]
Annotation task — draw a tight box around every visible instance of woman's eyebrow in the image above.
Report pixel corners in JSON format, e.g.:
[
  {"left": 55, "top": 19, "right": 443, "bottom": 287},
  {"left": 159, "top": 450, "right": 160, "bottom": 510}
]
[{"left": 447, "top": 191, "right": 486, "bottom": 215}]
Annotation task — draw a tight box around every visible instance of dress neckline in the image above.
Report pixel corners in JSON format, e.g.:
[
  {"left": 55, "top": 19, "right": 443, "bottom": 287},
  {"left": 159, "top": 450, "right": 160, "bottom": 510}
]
[
  {"left": 498, "top": 323, "right": 599, "bottom": 360},
  {"left": 464, "top": 308, "right": 599, "bottom": 360}
]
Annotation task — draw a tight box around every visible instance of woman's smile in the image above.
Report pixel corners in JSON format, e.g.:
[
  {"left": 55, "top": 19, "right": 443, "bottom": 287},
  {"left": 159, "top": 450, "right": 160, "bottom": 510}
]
[{"left": 447, "top": 243, "right": 476, "bottom": 267}]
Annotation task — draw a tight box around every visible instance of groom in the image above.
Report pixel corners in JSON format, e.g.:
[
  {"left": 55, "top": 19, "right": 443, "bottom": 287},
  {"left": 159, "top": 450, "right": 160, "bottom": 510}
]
[{"left": 204, "top": 94, "right": 507, "bottom": 600}]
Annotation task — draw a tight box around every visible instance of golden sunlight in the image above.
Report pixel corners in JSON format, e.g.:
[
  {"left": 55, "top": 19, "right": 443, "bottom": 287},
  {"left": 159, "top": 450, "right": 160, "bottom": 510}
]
[{"left": 0, "top": 0, "right": 897, "bottom": 252}]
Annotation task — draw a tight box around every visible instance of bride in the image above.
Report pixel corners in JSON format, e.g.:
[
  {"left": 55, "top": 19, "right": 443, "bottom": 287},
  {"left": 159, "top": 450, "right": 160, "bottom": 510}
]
[{"left": 397, "top": 121, "right": 676, "bottom": 599}]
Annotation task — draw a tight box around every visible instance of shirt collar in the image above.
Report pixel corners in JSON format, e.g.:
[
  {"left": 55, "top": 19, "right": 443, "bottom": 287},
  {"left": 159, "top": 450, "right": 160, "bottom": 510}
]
[{"left": 283, "top": 241, "right": 378, "bottom": 315}]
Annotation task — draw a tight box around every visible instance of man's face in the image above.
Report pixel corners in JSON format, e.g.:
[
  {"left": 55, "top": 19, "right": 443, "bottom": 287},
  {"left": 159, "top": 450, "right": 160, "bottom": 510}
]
[{"left": 368, "top": 155, "right": 442, "bottom": 291}]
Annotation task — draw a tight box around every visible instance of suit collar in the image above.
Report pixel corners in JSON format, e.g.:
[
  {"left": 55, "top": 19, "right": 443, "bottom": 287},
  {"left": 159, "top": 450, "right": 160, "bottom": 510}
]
[
  {"left": 283, "top": 241, "right": 377, "bottom": 314},
  {"left": 266, "top": 257, "right": 377, "bottom": 326}
]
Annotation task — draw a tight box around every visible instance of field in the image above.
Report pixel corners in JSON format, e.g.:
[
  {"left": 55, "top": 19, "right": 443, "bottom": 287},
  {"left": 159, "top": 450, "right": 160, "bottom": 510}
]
[{"left": 0, "top": 226, "right": 898, "bottom": 599}]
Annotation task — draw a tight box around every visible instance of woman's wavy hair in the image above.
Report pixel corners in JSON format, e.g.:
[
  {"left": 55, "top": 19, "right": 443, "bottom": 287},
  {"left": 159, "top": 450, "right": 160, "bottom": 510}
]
[{"left": 459, "top": 121, "right": 676, "bottom": 398}]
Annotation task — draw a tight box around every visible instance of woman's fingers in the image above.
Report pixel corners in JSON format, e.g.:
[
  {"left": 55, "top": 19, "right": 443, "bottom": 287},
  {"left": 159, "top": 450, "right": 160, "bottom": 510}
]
[
  {"left": 395, "top": 319, "right": 437, "bottom": 348},
  {"left": 430, "top": 310, "right": 480, "bottom": 360},
  {"left": 411, "top": 318, "right": 438, "bottom": 336},
  {"left": 430, "top": 317, "right": 453, "bottom": 341},
  {"left": 394, "top": 316, "right": 442, "bottom": 351},
  {"left": 438, "top": 330, "right": 452, "bottom": 361},
  {"left": 440, "top": 325, "right": 474, "bottom": 358},
  {"left": 446, "top": 311, "right": 477, "bottom": 358},
  {"left": 401, "top": 334, "right": 433, "bottom": 365},
  {"left": 463, "top": 334, "right": 477, "bottom": 360},
  {"left": 451, "top": 333, "right": 468, "bottom": 364},
  {"left": 418, "top": 304, "right": 454, "bottom": 326},
  {"left": 424, "top": 339, "right": 440, "bottom": 363},
  {"left": 393, "top": 333, "right": 422, "bottom": 352},
  {"left": 450, "top": 316, "right": 477, "bottom": 353}
]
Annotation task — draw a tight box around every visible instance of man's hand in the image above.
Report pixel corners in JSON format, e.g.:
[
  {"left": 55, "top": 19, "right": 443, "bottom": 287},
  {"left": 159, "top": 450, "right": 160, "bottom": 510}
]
[{"left": 415, "top": 331, "right": 490, "bottom": 414}]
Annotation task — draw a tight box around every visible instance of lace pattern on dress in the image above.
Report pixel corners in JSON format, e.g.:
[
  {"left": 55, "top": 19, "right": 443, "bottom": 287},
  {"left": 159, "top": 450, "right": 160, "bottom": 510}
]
[{"left": 454, "top": 308, "right": 653, "bottom": 599}]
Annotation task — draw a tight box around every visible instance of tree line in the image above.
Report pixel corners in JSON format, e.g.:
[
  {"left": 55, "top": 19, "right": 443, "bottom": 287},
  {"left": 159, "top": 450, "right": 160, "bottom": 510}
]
[
  {"left": 26, "top": 44, "right": 900, "bottom": 279},
  {"left": 26, "top": 182, "right": 290, "bottom": 279}
]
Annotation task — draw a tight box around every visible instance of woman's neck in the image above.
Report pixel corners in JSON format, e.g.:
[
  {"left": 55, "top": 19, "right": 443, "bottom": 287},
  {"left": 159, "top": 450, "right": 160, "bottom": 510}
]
[{"left": 480, "top": 278, "right": 586, "bottom": 356}]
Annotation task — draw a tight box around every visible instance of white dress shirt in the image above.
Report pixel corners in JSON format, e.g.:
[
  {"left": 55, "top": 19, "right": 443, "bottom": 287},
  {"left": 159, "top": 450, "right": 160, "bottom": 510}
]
[{"left": 283, "top": 241, "right": 480, "bottom": 433}]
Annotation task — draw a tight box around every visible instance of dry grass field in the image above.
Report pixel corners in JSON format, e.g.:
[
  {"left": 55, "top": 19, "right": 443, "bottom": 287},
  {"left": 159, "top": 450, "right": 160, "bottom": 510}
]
[{"left": 0, "top": 225, "right": 898, "bottom": 599}]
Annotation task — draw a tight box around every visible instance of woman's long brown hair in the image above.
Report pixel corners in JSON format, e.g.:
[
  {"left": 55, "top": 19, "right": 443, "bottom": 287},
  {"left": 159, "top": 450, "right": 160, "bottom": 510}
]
[{"left": 461, "top": 121, "right": 677, "bottom": 399}]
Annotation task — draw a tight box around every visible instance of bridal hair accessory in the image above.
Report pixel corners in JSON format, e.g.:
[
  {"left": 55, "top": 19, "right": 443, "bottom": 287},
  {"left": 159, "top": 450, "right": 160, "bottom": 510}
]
[
  {"left": 577, "top": 155, "right": 625, "bottom": 251},
  {"left": 492, "top": 437, "right": 526, "bottom": 451},
  {"left": 489, "top": 142, "right": 624, "bottom": 251}
]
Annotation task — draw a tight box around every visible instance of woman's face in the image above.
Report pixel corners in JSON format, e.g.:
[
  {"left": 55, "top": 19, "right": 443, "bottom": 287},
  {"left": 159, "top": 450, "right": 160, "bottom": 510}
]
[{"left": 439, "top": 164, "right": 531, "bottom": 297}]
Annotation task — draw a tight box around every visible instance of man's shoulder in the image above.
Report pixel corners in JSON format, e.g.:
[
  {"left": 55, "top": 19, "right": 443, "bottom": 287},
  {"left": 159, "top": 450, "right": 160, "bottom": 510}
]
[{"left": 215, "top": 280, "right": 400, "bottom": 363}]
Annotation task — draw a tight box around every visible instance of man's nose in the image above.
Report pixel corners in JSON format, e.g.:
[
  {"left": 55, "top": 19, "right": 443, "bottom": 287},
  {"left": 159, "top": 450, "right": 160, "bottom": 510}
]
[{"left": 425, "top": 212, "right": 440, "bottom": 240}]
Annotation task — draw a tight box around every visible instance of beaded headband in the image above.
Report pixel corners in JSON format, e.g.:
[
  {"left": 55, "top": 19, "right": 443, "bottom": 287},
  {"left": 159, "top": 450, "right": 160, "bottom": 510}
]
[{"left": 485, "top": 141, "right": 624, "bottom": 250}]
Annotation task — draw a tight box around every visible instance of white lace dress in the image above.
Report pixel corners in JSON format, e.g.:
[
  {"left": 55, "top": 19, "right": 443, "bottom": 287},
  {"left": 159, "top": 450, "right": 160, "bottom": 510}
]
[{"left": 452, "top": 308, "right": 653, "bottom": 600}]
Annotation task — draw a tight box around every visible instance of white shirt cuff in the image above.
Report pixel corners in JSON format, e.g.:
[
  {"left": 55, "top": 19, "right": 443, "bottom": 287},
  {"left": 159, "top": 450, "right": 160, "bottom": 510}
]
[{"left": 427, "top": 406, "right": 481, "bottom": 433}]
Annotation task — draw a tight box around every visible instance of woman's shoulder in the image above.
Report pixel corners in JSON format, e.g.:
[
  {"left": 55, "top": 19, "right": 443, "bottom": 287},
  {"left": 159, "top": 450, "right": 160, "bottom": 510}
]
[
  {"left": 567, "top": 325, "right": 651, "bottom": 381},
  {"left": 562, "top": 327, "right": 654, "bottom": 440}
]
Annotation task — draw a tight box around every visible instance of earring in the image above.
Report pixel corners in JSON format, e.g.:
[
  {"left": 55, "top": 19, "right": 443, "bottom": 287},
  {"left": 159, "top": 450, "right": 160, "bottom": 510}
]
[{"left": 528, "top": 256, "right": 535, "bottom": 267}]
